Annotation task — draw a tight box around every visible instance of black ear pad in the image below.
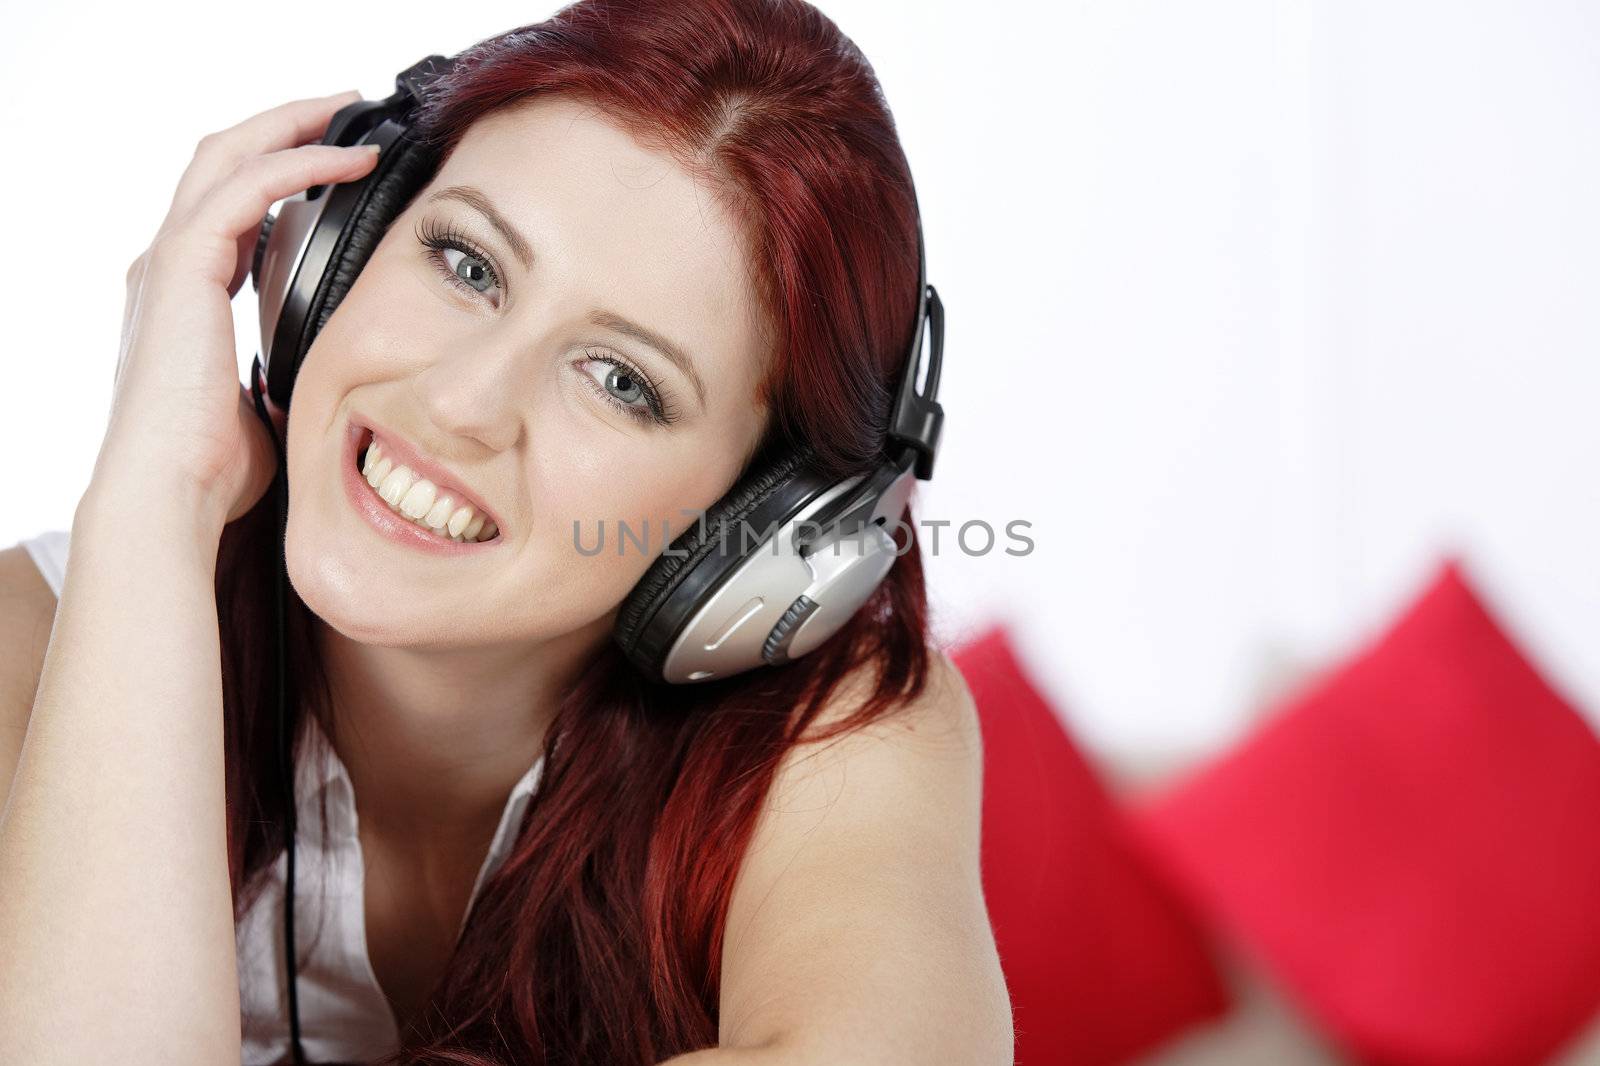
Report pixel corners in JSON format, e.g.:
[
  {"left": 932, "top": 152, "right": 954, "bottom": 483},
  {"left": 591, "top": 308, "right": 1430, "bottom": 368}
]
[
  {"left": 613, "top": 442, "right": 837, "bottom": 675},
  {"left": 293, "top": 128, "right": 443, "bottom": 374}
]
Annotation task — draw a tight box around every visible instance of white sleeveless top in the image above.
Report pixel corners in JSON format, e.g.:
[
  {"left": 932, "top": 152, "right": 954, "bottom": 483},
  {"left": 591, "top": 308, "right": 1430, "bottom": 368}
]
[{"left": 19, "top": 528, "right": 547, "bottom": 1065}]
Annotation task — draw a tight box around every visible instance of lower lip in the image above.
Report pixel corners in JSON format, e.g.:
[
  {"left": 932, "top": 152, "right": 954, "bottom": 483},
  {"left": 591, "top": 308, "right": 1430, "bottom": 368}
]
[{"left": 342, "top": 421, "right": 503, "bottom": 555}]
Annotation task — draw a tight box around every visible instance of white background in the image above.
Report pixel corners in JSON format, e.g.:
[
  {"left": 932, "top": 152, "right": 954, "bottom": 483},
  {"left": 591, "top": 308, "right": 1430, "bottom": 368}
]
[{"left": 2, "top": 0, "right": 1595, "bottom": 765}]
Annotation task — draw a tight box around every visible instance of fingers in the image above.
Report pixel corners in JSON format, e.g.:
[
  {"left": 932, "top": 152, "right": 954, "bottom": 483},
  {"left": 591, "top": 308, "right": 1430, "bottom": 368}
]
[
  {"left": 162, "top": 89, "right": 363, "bottom": 231},
  {"left": 152, "top": 143, "right": 381, "bottom": 288},
  {"left": 230, "top": 381, "right": 284, "bottom": 525}
]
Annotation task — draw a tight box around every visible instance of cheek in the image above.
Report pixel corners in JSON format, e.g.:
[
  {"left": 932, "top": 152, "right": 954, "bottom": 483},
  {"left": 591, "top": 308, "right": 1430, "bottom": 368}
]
[
  {"left": 334, "top": 273, "right": 435, "bottom": 370},
  {"left": 310, "top": 245, "right": 446, "bottom": 372},
  {"left": 527, "top": 431, "right": 739, "bottom": 573}
]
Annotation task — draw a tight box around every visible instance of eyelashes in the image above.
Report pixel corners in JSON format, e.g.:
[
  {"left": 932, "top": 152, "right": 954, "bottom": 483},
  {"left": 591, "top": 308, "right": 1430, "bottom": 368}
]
[
  {"left": 576, "top": 348, "right": 681, "bottom": 426},
  {"left": 412, "top": 215, "right": 680, "bottom": 427},
  {"left": 415, "top": 216, "right": 504, "bottom": 294}
]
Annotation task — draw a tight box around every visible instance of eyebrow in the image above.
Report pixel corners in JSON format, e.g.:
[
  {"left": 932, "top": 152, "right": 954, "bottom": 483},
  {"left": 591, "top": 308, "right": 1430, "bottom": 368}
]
[
  {"left": 427, "top": 183, "right": 709, "bottom": 410},
  {"left": 425, "top": 184, "right": 535, "bottom": 272},
  {"left": 588, "top": 309, "right": 708, "bottom": 411}
]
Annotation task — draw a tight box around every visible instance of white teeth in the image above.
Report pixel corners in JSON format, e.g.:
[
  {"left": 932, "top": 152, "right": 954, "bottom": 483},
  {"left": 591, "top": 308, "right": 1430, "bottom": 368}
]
[
  {"left": 398, "top": 479, "right": 437, "bottom": 520},
  {"left": 377, "top": 465, "right": 413, "bottom": 507},
  {"left": 422, "top": 495, "right": 457, "bottom": 531},
  {"left": 367, "top": 453, "right": 393, "bottom": 487},
  {"left": 357, "top": 436, "right": 498, "bottom": 542}
]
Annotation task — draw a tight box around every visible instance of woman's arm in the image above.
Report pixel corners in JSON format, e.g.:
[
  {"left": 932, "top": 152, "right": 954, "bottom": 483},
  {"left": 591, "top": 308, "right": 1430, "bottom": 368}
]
[
  {"left": 0, "top": 484, "right": 239, "bottom": 1064},
  {"left": 0, "top": 90, "right": 375, "bottom": 1064},
  {"left": 0, "top": 544, "right": 61, "bottom": 808}
]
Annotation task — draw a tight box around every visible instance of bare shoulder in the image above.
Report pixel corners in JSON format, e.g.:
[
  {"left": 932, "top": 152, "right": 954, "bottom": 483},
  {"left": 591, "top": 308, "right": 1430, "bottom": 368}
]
[
  {"left": 0, "top": 543, "right": 60, "bottom": 798},
  {"left": 716, "top": 647, "right": 1009, "bottom": 1062},
  {"left": 775, "top": 646, "right": 985, "bottom": 849},
  {"left": 797, "top": 645, "right": 982, "bottom": 759}
]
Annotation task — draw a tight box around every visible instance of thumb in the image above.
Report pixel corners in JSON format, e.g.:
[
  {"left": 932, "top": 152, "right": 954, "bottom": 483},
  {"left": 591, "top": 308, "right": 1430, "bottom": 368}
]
[{"left": 227, "top": 378, "right": 285, "bottom": 526}]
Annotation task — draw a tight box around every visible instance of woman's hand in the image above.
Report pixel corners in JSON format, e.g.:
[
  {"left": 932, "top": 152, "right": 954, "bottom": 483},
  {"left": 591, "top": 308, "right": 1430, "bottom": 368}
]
[{"left": 92, "top": 89, "right": 380, "bottom": 534}]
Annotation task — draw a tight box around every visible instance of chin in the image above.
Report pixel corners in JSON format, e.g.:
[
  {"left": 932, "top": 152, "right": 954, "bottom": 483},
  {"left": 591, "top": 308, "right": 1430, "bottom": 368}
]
[
  {"left": 281, "top": 511, "right": 404, "bottom": 645},
  {"left": 284, "top": 523, "right": 519, "bottom": 652}
]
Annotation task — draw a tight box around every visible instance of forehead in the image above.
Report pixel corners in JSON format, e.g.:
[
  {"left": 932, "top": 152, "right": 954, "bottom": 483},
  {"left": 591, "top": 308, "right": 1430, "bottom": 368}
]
[{"left": 426, "top": 95, "right": 769, "bottom": 412}]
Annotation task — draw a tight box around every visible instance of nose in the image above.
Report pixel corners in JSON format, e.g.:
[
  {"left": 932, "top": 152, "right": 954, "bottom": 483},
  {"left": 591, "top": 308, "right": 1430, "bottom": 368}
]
[{"left": 409, "top": 341, "right": 525, "bottom": 453}]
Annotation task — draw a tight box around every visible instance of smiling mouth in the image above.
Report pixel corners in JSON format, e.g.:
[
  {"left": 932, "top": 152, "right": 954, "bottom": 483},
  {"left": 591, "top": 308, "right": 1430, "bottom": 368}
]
[{"left": 354, "top": 427, "right": 502, "bottom": 544}]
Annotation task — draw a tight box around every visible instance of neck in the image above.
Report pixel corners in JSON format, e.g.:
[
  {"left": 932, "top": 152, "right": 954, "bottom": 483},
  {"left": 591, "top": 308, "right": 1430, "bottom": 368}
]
[{"left": 313, "top": 614, "right": 612, "bottom": 851}]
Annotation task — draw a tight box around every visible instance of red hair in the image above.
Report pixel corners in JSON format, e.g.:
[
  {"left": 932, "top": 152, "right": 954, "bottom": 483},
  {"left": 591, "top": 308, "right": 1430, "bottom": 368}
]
[{"left": 217, "top": 0, "right": 936, "bottom": 1061}]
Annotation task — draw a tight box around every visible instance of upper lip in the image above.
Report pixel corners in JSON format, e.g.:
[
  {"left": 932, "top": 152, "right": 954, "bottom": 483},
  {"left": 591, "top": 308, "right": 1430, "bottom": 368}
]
[{"left": 354, "top": 416, "right": 505, "bottom": 535}]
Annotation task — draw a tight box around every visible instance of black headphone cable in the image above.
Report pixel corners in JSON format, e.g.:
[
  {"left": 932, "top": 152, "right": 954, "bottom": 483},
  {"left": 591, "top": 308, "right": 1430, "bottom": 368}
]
[{"left": 248, "top": 353, "right": 309, "bottom": 1065}]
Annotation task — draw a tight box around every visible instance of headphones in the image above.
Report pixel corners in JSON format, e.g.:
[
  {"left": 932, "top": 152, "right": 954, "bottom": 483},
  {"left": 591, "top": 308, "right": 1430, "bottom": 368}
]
[
  {"left": 251, "top": 51, "right": 944, "bottom": 685},
  {"left": 245, "top": 52, "right": 942, "bottom": 1062}
]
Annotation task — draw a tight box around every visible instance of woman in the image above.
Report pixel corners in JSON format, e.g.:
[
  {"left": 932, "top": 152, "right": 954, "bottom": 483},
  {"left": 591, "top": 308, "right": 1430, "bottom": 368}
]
[{"left": 0, "top": 1, "right": 1012, "bottom": 1063}]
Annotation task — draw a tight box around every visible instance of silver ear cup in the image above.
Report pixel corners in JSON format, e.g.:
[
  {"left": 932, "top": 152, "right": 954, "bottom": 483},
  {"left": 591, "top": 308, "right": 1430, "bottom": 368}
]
[
  {"left": 657, "top": 458, "right": 916, "bottom": 682},
  {"left": 248, "top": 104, "right": 412, "bottom": 411},
  {"left": 762, "top": 456, "right": 917, "bottom": 662},
  {"left": 253, "top": 190, "right": 328, "bottom": 382}
]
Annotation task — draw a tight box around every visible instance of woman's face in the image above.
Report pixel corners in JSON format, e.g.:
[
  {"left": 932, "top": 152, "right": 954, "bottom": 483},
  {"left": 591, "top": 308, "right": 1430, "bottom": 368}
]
[{"left": 283, "top": 94, "right": 772, "bottom": 650}]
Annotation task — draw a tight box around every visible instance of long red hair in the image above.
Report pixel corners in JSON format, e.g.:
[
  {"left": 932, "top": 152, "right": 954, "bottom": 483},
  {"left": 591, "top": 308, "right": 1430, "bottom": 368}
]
[{"left": 217, "top": 1, "right": 935, "bottom": 1061}]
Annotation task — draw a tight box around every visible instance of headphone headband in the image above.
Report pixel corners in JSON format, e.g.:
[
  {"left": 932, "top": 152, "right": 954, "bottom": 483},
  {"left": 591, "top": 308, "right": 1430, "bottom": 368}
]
[{"left": 250, "top": 51, "right": 947, "bottom": 685}]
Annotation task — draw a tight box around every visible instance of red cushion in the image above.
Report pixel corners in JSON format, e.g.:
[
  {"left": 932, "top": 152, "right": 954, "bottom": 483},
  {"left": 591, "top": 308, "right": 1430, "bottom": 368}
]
[
  {"left": 1133, "top": 559, "right": 1600, "bottom": 1066},
  {"left": 952, "top": 624, "right": 1230, "bottom": 1065}
]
